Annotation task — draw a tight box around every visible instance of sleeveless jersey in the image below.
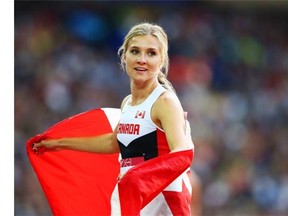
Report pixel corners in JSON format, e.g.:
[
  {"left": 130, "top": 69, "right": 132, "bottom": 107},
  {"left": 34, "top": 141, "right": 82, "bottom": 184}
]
[
  {"left": 113, "top": 85, "right": 193, "bottom": 216},
  {"left": 117, "top": 85, "right": 170, "bottom": 160}
]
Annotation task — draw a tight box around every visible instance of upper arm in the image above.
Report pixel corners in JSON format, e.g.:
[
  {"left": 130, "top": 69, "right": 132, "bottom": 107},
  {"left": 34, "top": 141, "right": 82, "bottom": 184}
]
[{"left": 152, "top": 92, "right": 192, "bottom": 152}]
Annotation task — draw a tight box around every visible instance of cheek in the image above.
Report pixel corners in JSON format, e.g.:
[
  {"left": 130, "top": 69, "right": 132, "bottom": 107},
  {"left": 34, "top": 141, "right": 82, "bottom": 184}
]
[
  {"left": 124, "top": 53, "right": 134, "bottom": 66},
  {"left": 153, "top": 58, "right": 163, "bottom": 69}
]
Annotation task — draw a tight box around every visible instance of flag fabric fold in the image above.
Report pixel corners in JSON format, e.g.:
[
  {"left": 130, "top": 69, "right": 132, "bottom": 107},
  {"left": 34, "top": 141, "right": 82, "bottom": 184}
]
[
  {"left": 26, "top": 107, "right": 193, "bottom": 216},
  {"left": 26, "top": 108, "right": 121, "bottom": 216},
  {"left": 117, "top": 149, "right": 193, "bottom": 215}
]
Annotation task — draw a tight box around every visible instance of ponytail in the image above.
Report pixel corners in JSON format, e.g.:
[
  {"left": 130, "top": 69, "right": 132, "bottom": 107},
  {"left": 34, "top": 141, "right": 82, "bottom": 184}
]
[{"left": 158, "top": 71, "right": 176, "bottom": 93}]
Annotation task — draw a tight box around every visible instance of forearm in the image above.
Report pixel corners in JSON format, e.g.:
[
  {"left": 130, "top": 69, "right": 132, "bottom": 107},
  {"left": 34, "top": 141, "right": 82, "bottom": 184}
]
[
  {"left": 169, "top": 145, "right": 190, "bottom": 153},
  {"left": 34, "top": 133, "right": 120, "bottom": 154},
  {"left": 58, "top": 133, "right": 119, "bottom": 154},
  {"left": 169, "top": 136, "right": 194, "bottom": 153}
]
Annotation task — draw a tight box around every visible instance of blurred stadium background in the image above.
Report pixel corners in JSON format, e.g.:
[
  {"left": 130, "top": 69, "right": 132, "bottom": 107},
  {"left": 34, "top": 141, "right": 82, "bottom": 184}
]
[{"left": 15, "top": 1, "right": 288, "bottom": 215}]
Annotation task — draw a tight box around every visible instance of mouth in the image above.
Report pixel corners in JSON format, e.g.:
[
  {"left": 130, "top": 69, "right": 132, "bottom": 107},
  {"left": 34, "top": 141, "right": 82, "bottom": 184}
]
[{"left": 134, "top": 67, "right": 147, "bottom": 72}]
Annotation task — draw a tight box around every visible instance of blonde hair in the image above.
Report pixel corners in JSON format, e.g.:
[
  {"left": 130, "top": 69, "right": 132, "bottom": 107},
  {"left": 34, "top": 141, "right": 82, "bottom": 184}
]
[{"left": 118, "top": 22, "right": 175, "bottom": 93}]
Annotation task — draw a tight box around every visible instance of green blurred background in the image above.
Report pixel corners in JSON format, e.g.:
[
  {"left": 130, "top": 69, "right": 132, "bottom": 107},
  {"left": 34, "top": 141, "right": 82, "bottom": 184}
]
[{"left": 15, "top": 1, "right": 288, "bottom": 215}]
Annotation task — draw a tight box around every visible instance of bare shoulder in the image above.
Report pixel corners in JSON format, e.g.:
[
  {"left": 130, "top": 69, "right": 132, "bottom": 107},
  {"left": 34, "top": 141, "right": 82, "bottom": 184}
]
[
  {"left": 152, "top": 90, "right": 184, "bottom": 122},
  {"left": 155, "top": 91, "right": 182, "bottom": 111}
]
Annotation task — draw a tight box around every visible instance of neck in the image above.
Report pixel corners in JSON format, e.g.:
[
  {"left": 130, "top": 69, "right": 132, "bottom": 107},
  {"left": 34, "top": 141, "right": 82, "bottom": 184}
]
[{"left": 130, "top": 80, "right": 159, "bottom": 105}]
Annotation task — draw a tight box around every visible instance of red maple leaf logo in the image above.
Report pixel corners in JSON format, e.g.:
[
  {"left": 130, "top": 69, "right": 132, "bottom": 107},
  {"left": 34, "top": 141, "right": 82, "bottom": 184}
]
[{"left": 135, "top": 111, "right": 146, "bottom": 119}]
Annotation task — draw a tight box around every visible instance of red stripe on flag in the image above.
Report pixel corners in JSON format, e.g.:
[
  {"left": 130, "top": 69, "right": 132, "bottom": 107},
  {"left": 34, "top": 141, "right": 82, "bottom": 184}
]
[{"left": 162, "top": 179, "right": 191, "bottom": 215}]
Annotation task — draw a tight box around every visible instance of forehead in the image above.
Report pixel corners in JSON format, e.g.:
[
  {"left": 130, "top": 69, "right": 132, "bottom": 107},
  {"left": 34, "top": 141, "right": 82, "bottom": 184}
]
[{"left": 127, "top": 35, "right": 161, "bottom": 50}]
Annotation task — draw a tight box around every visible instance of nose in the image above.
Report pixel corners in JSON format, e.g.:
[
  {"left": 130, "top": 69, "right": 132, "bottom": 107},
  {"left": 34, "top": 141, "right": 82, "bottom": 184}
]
[{"left": 137, "top": 54, "right": 147, "bottom": 64}]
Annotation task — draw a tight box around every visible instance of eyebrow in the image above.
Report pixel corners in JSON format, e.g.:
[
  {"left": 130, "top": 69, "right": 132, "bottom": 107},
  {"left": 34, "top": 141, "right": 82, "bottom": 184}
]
[{"left": 129, "top": 46, "right": 158, "bottom": 51}]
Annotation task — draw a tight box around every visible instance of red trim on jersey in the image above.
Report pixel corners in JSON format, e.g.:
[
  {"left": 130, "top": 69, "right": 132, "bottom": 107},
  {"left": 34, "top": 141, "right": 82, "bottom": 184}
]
[{"left": 156, "top": 128, "right": 170, "bottom": 155}]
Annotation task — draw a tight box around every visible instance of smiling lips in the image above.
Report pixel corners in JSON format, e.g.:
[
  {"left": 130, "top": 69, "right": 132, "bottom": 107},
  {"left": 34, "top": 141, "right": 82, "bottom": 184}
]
[{"left": 134, "top": 67, "right": 147, "bottom": 72}]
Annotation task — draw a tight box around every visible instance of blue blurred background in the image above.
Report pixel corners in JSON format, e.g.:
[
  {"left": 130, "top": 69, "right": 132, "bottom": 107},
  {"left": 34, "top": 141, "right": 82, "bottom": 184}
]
[{"left": 15, "top": 1, "right": 288, "bottom": 215}]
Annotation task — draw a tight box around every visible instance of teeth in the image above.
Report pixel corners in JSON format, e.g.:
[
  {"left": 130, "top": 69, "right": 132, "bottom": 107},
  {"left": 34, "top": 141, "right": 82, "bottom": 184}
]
[{"left": 135, "top": 68, "right": 146, "bottom": 71}]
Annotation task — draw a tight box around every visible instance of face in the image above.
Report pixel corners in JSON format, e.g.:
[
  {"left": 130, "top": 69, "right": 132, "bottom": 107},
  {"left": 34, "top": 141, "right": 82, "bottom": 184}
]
[{"left": 124, "top": 35, "right": 162, "bottom": 83}]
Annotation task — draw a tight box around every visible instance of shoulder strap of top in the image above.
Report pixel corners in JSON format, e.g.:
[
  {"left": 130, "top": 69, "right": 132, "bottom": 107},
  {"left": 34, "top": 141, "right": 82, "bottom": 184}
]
[
  {"left": 122, "top": 85, "right": 166, "bottom": 111},
  {"left": 122, "top": 94, "right": 132, "bottom": 111},
  {"left": 144, "top": 85, "right": 166, "bottom": 106}
]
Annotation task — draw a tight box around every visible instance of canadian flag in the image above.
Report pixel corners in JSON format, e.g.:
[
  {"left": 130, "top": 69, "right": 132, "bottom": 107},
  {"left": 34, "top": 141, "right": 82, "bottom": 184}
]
[
  {"left": 26, "top": 108, "right": 193, "bottom": 215},
  {"left": 135, "top": 110, "right": 146, "bottom": 119}
]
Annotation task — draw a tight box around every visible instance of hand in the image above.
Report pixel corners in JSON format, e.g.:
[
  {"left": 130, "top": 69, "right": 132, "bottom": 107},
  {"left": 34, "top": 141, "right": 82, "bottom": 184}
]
[{"left": 32, "top": 139, "right": 62, "bottom": 154}]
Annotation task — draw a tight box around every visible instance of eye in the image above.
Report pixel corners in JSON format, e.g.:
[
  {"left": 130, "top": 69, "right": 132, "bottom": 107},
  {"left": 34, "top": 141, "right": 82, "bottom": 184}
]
[
  {"left": 130, "top": 49, "right": 139, "bottom": 55},
  {"left": 148, "top": 51, "right": 157, "bottom": 56}
]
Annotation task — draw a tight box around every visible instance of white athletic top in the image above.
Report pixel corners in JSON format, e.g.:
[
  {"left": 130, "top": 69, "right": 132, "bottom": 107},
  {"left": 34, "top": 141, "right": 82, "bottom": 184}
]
[
  {"left": 112, "top": 85, "right": 194, "bottom": 216},
  {"left": 117, "top": 85, "right": 170, "bottom": 161}
]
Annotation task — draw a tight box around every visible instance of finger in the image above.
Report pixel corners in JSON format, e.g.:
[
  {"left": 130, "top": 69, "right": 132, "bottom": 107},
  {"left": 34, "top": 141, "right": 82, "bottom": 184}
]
[
  {"left": 32, "top": 145, "right": 39, "bottom": 154},
  {"left": 32, "top": 142, "right": 42, "bottom": 153},
  {"left": 32, "top": 145, "right": 45, "bottom": 155},
  {"left": 33, "top": 142, "right": 42, "bottom": 148}
]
